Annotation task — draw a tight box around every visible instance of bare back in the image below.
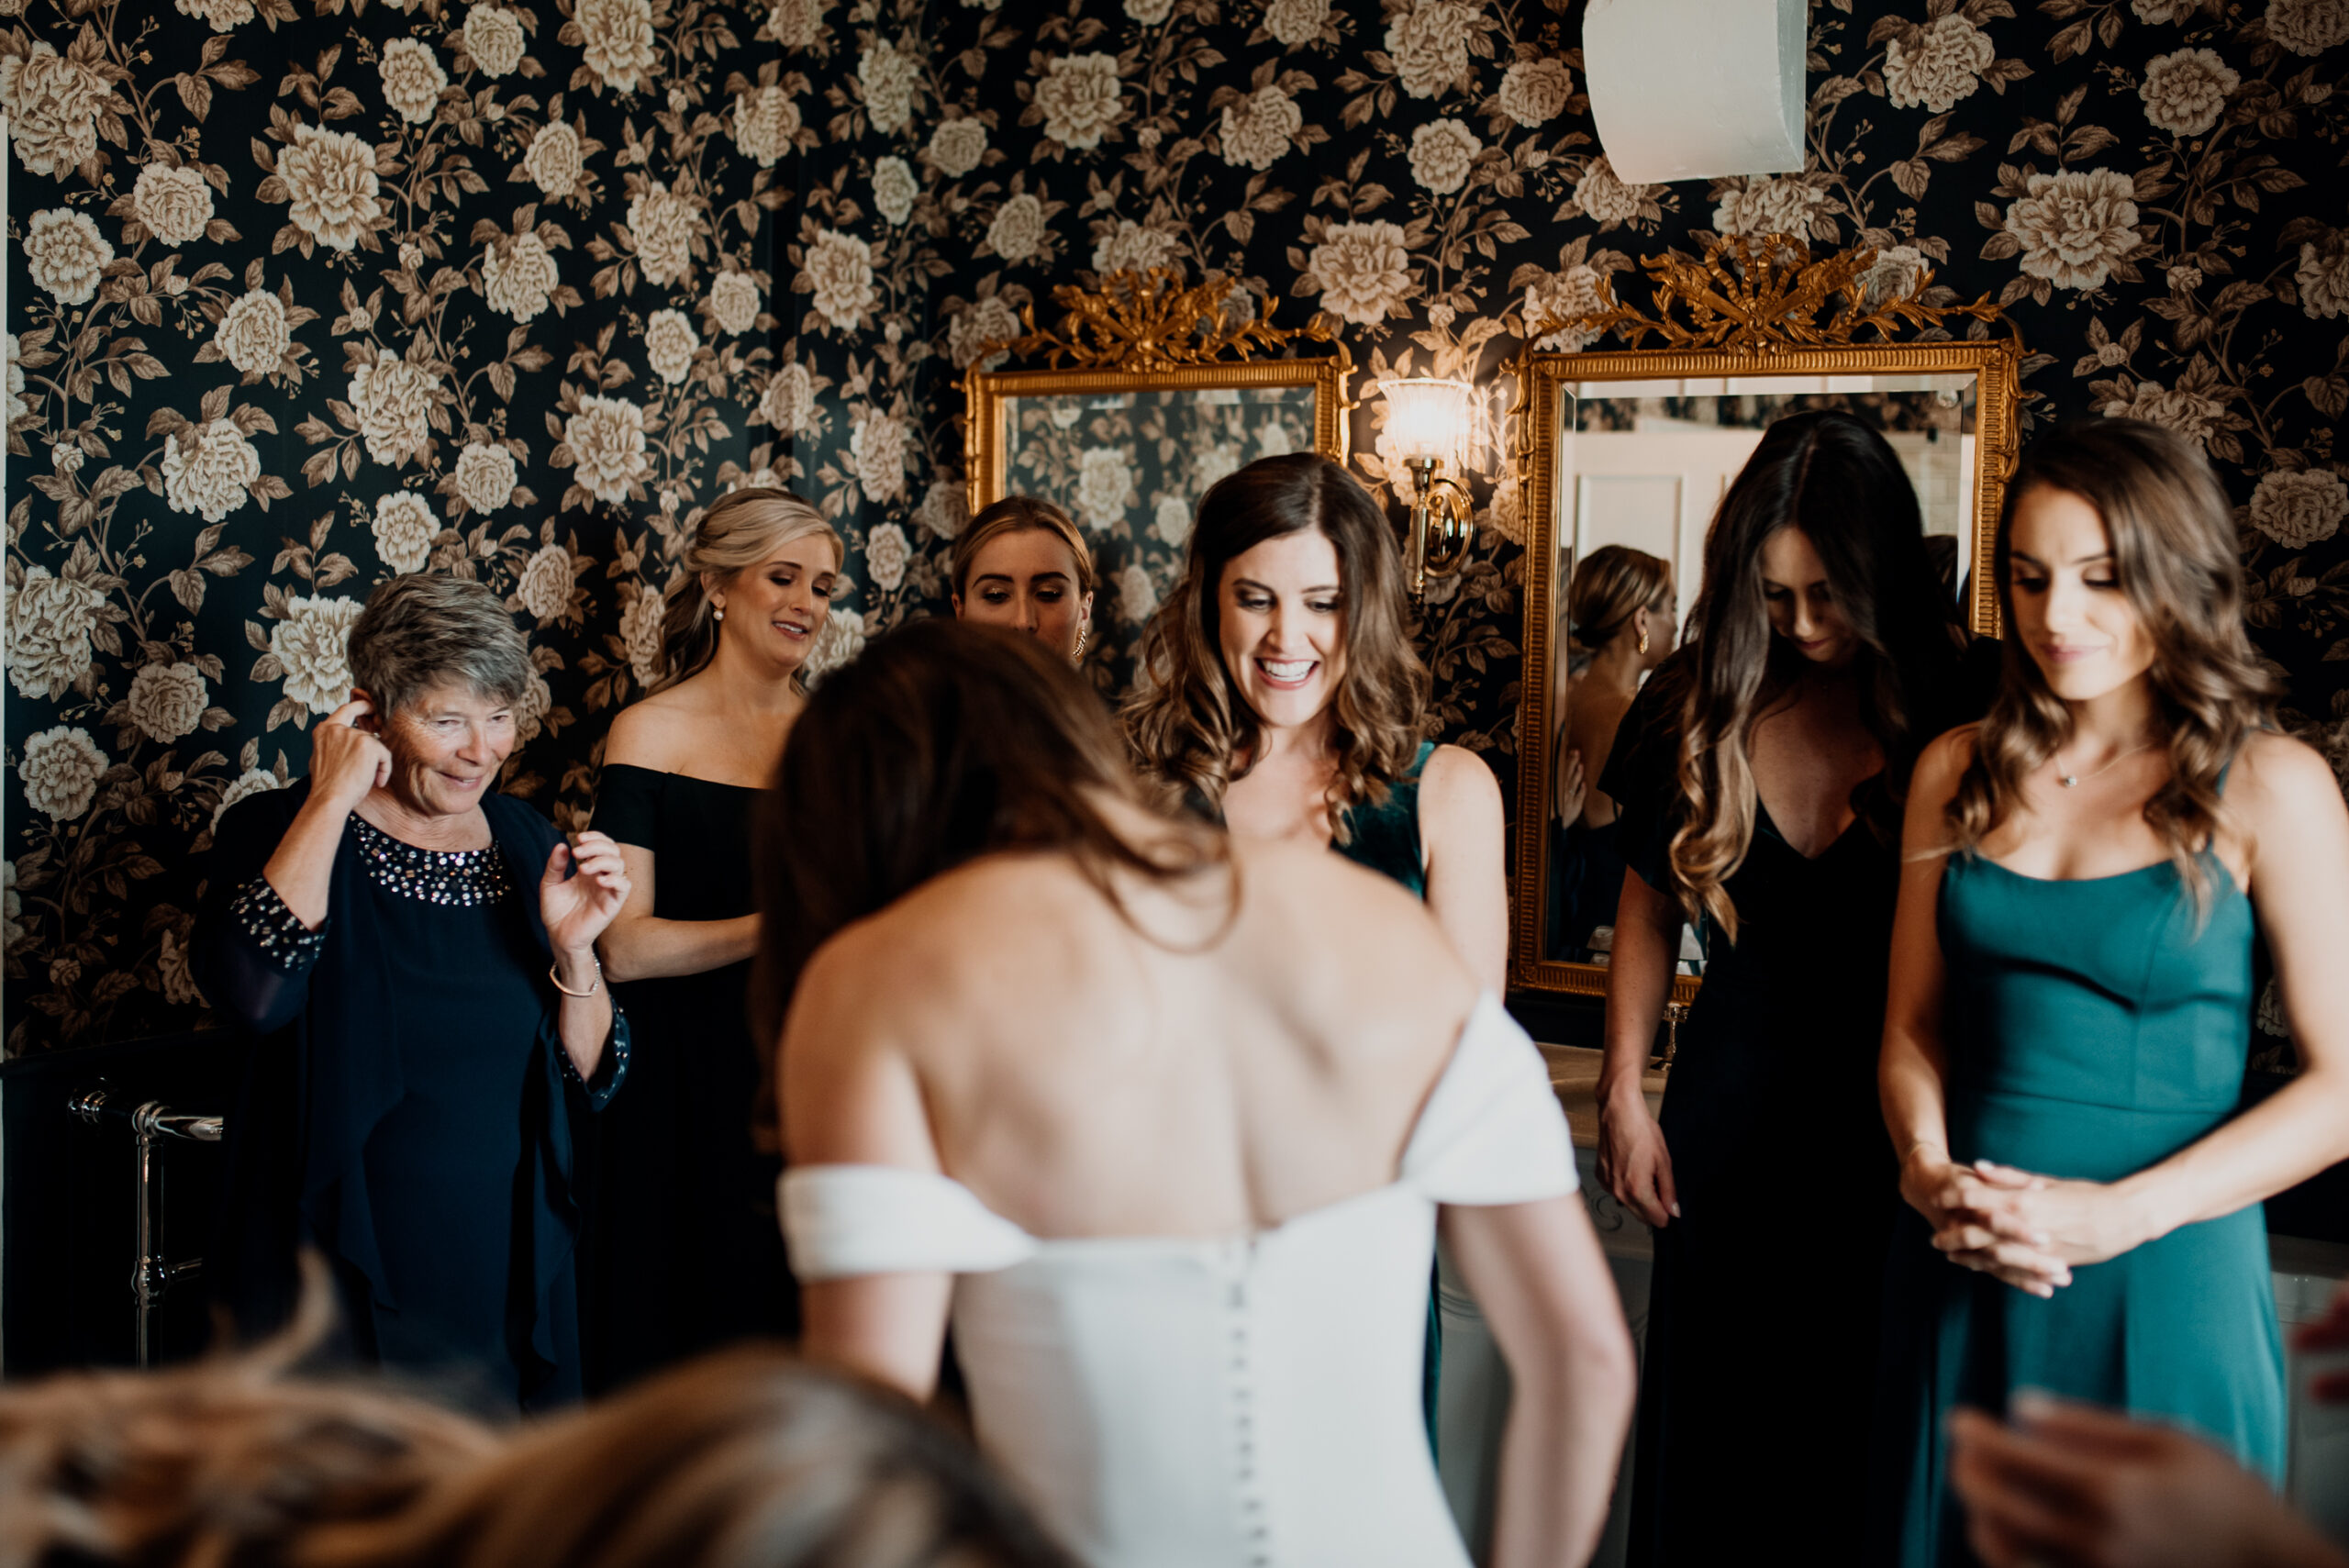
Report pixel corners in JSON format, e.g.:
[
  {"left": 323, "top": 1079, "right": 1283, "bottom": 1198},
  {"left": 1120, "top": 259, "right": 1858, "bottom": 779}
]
[{"left": 780, "top": 820, "right": 1482, "bottom": 1240}]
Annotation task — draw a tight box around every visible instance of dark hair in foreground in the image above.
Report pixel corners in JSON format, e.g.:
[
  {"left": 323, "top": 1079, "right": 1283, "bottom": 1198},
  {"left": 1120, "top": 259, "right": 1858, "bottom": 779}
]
[
  {"left": 304, "top": 1348, "right": 1074, "bottom": 1568},
  {"left": 753, "top": 619, "right": 1229, "bottom": 1133},
  {"left": 1667, "top": 409, "right": 1964, "bottom": 939},
  {"left": 1123, "top": 452, "right": 1428, "bottom": 838},
  {"left": 1943, "top": 418, "right": 2277, "bottom": 916}
]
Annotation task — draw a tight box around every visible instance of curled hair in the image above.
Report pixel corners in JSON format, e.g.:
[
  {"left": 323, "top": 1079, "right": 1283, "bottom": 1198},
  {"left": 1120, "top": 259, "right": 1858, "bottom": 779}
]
[
  {"left": 348, "top": 574, "right": 533, "bottom": 721},
  {"left": 751, "top": 618, "right": 1230, "bottom": 1135},
  {"left": 653, "top": 489, "right": 841, "bottom": 694},
  {"left": 302, "top": 1349, "right": 1074, "bottom": 1568},
  {"left": 1123, "top": 453, "right": 1427, "bottom": 840},
  {"left": 0, "top": 1261, "right": 495, "bottom": 1568},
  {"left": 952, "top": 495, "right": 1097, "bottom": 599},
  {"left": 1669, "top": 410, "right": 1963, "bottom": 939},
  {"left": 1943, "top": 419, "right": 2277, "bottom": 916},
  {"left": 1566, "top": 544, "right": 1673, "bottom": 654}
]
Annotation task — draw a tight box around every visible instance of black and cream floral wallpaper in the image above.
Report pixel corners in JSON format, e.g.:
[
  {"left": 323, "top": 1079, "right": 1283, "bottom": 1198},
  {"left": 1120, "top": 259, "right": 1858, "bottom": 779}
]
[{"left": 4, "top": 0, "right": 2344, "bottom": 1051}]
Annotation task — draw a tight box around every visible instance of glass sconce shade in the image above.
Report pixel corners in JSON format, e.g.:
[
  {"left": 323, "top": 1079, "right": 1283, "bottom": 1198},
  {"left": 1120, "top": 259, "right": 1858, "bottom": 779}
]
[{"left": 1381, "top": 377, "right": 1473, "bottom": 467}]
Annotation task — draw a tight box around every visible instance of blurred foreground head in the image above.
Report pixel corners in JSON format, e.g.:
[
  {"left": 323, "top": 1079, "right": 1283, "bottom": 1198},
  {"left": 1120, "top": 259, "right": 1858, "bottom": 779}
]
[{"left": 304, "top": 1347, "right": 1074, "bottom": 1568}]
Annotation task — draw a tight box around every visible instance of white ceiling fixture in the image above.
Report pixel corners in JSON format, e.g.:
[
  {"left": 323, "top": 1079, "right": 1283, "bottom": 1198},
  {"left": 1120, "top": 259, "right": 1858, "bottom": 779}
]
[{"left": 1582, "top": 0, "right": 1808, "bottom": 185}]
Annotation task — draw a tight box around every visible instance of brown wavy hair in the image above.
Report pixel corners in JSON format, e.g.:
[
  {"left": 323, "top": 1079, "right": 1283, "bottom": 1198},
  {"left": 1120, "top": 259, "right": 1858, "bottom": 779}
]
[
  {"left": 1669, "top": 410, "right": 1964, "bottom": 940},
  {"left": 1943, "top": 419, "right": 2277, "bottom": 916},
  {"left": 951, "top": 495, "right": 1098, "bottom": 599},
  {"left": 1123, "top": 453, "right": 1427, "bottom": 840},
  {"left": 1566, "top": 544, "right": 1673, "bottom": 655},
  {"left": 652, "top": 488, "right": 841, "bottom": 694}
]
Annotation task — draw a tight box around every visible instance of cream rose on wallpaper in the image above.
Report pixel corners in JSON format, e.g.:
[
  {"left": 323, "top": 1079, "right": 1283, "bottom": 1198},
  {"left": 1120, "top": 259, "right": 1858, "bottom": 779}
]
[
  {"left": 2140, "top": 48, "right": 2236, "bottom": 138},
  {"left": 929, "top": 115, "right": 988, "bottom": 177},
  {"left": 161, "top": 419, "right": 261, "bottom": 522},
  {"left": 1384, "top": 0, "right": 1477, "bottom": 100},
  {"left": 873, "top": 157, "right": 918, "bottom": 226},
  {"left": 805, "top": 228, "right": 876, "bottom": 330},
  {"left": 767, "top": 0, "right": 828, "bottom": 50},
  {"left": 2299, "top": 237, "right": 2349, "bottom": 318},
  {"left": 131, "top": 163, "right": 215, "bottom": 247},
  {"left": 1033, "top": 52, "right": 1124, "bottom": 150},
  {"left": 453, "top": 441, "right": 518, "bottom": 513},
  {"left": 19, "top": 727, "right": 107, "bottom": 822},
  {"left": 562, "top": 394, "right": 651, "bottom": 505},
  {"left": 619, "top": 587, "right": 665, "bottom": 688},
  {"left": 514, "top": 542, "right": 578, "bottom": 621},
  {"left": 805, "top": 608, "right": 868, "bottom": 682},
  {"left": 273, "top": 123, "right": 384, "bottom": 252},
  {"left": 1883, "top": 14, "right": 1993, "bottom": 114},
  {"left": 643, "top": 309, "right": 700, "bottom": 385},
  {"left": 348, "top": 350, "right": 440, "bottom": 467},
  {"left": 127, "top": 662, "right": 208, "bottom": 744},
  {"left": 2101, "top": 375, "right": 2221, "bottom": 446},
  {"left": 1219, "top": 84, "right": 1300, "bottom": 172},
  {"left": 987, "top": 193, "right": 1049, "bottom": 264},
  {"left": 1263, "top": 0, "right": 1329, "bottom": 45},
  {"left": 2006, "top": 168, "right": 2140, "bottom": 291},
  {"left": 1523, "top": 264, "right": 1608, "bottom": 351},
  {"left": 2266, "top": 0, "right": 2349, "bottom": 55},
  {"left": 761, "top": 361, "right": 817, "bottom": 434},
  {"left": 708, "top": 270, "right": 761, "bottom": 335},
  {"left": 1408, "top": 119, "right": 1481, "bottom": 195},
  {"left": 2249, "top": 469, "right": 2347, "bottom": 549},
  {"left": 1571, "top": 157, "right": 1652, "bottom": 228},
  {"left": 6, "top": 568, "right": 100, "bottom": 701},
  {"left": 1712, "top": 176, "right": 1825, "bottom": 239},
  {"left": 27, "top": 208, "right": 111, "bottom": 307},
  {"left": 950, "top": 294, "right": 1021, "bottom": 368},
  {"left": 1117, "top": 563, "right": 1158, "bottom": 623},
  {"left": 212, "top": 768, "right": 284, "bottom": 833},
  {"left": 271, "top": 595, "right": 364, "bottom": 715},
  {"left": 1307, "top": 220, "right": 1414, "bottom": 327},
  {"left": 1074, "top": 448, "right": 1136, "bottom": 529},
  {"left": 733, "top": 84, "right": 802, "bottom": 167},
  {"left": 628, "top": 183, "right": 699, "bottom": 287},
  {"left": 916, "top": 481, "right": 969, "bottom": 541},
  {"left": 378, "top": 38, "right": 448, "bottom": 125},
  {"left": 462, "top": 6, "right": 529, "bottom": 78},
  {"left": 483, "top": 230, "right": 562, "bottom": 322},
  {"left": 851, "top": 406, "right": 907, "bottom": 503},
  {"left": 175, "top": 0, "right": 255, "bottom": 28},
  {"left": 1497, "top": 58, "right": 1570, "bottom": 127},
  {"left": 215, "top": 288, "right": 290, "bottom": 375},
  {"left": 512, "top": 666, "right": 553, "bottom": 743},
  {"left": 1092, "top": 219, "right": 1179, "bottom": 275},
  {"left": 523, "top": 119, "right": 585, "bottom": 198},
  {"left": 574, "top": 0, "right": 658, "bottom": 94},
  {"left": 0, "top": 42, "right": 108, "bottom": 179},
  {"left": 1152, "top": 495, "right": 1191, "bottom": 548},
  {"left": 861, "top": 37, "right": 919, "bottom": 133},
  {"left": 371, "top": 491, "right": 440, "bottom": 573},
  {"left": 864, "top": 520, "right": 912, "bottom": 591}
]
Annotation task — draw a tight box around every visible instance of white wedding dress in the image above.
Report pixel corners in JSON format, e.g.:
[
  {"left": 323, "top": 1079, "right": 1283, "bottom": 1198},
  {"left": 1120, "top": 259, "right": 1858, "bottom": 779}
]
[{"left": 781, "top": 992, "right": 1576, "bottom": 1568}]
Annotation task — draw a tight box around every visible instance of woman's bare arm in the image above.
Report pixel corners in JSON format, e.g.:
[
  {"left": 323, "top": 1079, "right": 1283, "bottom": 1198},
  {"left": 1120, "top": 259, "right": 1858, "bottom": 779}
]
[
  {"left": 1598, "top": 868, "right": 1682, "bottom": 1227},
  {"left": 1419, "top": 743, "right": 1509, "bottom": 993},
  {"left": 595, "top": 843, "right": 761, "bottom": 982},
  {"left": 1442, "top": 1195, "right": 1636, "bottom": 1568}
]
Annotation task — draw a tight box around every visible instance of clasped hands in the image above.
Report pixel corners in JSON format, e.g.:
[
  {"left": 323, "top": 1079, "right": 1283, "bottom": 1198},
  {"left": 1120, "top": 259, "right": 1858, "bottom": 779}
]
[{"left": 1902, "top": 1151, "right": 2154, "bottom": 1297}]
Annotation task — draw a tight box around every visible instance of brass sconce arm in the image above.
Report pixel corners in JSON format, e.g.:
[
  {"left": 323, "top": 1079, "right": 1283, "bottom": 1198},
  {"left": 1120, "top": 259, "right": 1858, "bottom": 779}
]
[{"left": 1401, "top": 455, "right": 1472, "bottom": 602}]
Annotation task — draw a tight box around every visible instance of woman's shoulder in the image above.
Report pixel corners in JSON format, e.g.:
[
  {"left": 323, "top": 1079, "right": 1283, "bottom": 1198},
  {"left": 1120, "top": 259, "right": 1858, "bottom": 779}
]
[
  {"left": 2227, "top": 729, "right": 2343, "bottom": 826},
  {"left": 1912, "top": 722, "right": 1982, "bottom": 802},
  {"left": 1416, "top": 743, "right": 1502, "bottom": 839},
  {"left": 603, "top": 690, "right": 703, "bottom": 772}
]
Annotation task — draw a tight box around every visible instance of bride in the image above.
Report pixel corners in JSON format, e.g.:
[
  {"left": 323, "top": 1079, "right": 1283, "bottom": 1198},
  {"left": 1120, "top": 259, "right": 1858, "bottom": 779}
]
[{"left": 764, "top": 619, "right": 1634, "bottom": 1568}]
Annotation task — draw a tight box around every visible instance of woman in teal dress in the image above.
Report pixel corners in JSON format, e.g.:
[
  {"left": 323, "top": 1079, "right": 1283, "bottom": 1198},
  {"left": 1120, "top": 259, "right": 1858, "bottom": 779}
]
[{"left": 1878, "top": 419, "right": 2349, "bottom": 1565}]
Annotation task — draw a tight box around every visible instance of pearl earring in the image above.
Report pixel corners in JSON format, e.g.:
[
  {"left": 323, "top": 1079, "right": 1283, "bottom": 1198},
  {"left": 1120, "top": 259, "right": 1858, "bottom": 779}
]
[{"left": 713, "top": 606, "right": 725, "bottom": 622}]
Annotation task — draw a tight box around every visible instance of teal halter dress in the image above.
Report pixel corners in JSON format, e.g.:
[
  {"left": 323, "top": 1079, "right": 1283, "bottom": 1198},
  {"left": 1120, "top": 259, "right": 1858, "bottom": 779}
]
[{"left": 1875, "top": 836, "right": 2285, "bottom": 1565}]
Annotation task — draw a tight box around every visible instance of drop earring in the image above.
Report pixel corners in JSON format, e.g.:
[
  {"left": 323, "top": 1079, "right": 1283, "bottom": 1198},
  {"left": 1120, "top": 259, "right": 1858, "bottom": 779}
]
[
  {"left": 1075, "top": 627, "right": 1089, "bottom": 658},
  {"left": 1637, "top": 625, "right": 1649, "bottom": 656},
  {"left": 713, "top": 605, "right": 725, "bottom": 622}
]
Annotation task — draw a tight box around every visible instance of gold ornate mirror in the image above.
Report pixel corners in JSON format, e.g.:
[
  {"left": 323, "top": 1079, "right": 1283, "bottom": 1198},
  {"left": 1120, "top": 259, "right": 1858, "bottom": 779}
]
[
  {"left": 963, "top": 270, "right": 1353, "bottom": 701},
  {"left": 1509, "top": 238, "right": 2023, "bottom": 1005}
]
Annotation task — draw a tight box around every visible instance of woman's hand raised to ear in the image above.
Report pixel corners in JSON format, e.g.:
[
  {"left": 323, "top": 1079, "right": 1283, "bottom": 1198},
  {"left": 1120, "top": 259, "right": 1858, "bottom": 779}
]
[
  {"left": 311, "top": 696, "right": 394, "bottom": 815},
  {"left": 542, "top": 830, "right": 631, "bottom": 962}
]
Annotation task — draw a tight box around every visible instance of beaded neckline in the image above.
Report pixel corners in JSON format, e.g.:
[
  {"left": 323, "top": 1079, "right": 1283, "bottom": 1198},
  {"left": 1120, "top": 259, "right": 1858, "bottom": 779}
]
[{"left": 349, "top": 814, "right": 512, "bottom": 907}]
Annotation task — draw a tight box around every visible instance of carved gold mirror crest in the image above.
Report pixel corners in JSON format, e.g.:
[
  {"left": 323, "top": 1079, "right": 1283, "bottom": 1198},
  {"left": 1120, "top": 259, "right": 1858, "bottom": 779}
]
[{"left": 1508, "top": 237, "right": 2023, "bottom": 1005}]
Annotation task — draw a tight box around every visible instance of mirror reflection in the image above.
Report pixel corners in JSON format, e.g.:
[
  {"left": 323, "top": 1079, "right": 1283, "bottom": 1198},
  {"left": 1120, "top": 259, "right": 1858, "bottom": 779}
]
[{"left": 1540, "top": 375, "right": 1978, "bottom": 970}]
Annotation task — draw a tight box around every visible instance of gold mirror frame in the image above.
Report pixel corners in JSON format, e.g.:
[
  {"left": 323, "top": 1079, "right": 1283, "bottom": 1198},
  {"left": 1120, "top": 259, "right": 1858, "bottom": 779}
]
[
  {"left": 1508, "top": 239, "right": 2023, "bottom": 1004},
  {"left": 962, "top": 269, "right": 1353, "bottom": 517}
]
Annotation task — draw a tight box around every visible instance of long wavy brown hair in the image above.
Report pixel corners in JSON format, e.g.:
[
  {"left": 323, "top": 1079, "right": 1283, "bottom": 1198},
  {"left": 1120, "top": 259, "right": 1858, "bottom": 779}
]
[
  {"left": 1669, "top": 410, "right": 1965, "bottom": 940},
  {"left": 1943, "top": 419, "right": 2277, "bottom": 915},
  {"left": 1123, "top": 453, "right": 1427, "bottom": 841}
]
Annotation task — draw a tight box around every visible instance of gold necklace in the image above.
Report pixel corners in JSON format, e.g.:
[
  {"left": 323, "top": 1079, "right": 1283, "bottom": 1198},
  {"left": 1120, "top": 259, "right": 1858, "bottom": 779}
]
[{"left": 2055, "top": 737, "right": 2157, "bottom": 789}]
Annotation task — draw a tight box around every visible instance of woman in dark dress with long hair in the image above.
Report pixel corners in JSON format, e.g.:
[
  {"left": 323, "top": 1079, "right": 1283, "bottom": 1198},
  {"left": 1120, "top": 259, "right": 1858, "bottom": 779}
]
[
  {"left": 1594, "top": 411, "right": 1989, "bottom": 1564},
  {"left": 586, "top": 487, "right": 841, "bottom": 1388}
]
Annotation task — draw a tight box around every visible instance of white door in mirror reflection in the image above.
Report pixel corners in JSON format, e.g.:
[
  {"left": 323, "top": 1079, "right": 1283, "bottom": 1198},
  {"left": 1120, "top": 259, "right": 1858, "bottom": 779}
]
[{"left": 1569, "top": 430, "right": 1765, "bottom": 634}]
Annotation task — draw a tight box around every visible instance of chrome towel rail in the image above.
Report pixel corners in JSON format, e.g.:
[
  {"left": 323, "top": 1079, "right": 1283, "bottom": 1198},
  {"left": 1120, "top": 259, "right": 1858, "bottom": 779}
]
[{"left": 69, "top": 1087, "right": 225, "bottom": 1367}]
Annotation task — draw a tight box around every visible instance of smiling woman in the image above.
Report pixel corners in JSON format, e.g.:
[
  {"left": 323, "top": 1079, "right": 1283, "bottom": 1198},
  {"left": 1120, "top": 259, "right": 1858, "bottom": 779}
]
[
  {"left": 193, "top": 574, "right": 632, "bottom": 1412},
  {"left": 584, "top": 488, "right": 843, "bottom": 1391}
]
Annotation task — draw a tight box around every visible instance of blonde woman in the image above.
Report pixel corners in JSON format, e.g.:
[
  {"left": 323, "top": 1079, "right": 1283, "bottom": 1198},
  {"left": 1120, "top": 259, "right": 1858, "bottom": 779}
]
[
  {"left": 952, "top": 495, "right": 1097, "bottom": 663},
  {"left": 585, "top": 487, "right": 841, "bottom": 1389},
  {"left": 1875, "top": 421, "right": 2349, "bottom": 1564}
]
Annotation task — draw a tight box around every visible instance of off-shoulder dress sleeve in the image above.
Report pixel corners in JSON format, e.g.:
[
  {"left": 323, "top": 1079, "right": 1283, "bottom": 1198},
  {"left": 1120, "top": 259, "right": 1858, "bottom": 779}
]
[
  {"left": 590, "top": 761, "right": 665, "bottom": 852},
  {"left": 1598, "top": 671, "right": 1686, "bottom": 896}
]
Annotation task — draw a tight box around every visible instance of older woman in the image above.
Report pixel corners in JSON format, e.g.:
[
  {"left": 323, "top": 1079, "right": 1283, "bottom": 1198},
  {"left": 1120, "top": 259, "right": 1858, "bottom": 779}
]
[
  {"left": 951, "top": 495, "right": 1097, "bottom": 664},
  {"left": 195, "top": 574, "right": 629, "bottom": 1412}
]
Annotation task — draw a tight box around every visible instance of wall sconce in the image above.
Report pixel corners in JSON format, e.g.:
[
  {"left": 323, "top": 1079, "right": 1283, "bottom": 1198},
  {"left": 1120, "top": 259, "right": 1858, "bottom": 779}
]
[{"left": 1380, "top": 376, "right": 1475, "bottom": 602}]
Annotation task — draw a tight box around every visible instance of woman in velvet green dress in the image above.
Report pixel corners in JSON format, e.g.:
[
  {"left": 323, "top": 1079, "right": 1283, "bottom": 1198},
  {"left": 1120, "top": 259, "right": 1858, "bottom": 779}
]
[{"left": 1877, "top": 420, "right": 2349, "bottom": 1566}]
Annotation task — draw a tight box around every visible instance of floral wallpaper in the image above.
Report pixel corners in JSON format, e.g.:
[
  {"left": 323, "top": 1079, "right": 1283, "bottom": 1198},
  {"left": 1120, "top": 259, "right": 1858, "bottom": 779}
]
[{"left": 5, "top": 0, "right": 2345, "bottom": 1052}]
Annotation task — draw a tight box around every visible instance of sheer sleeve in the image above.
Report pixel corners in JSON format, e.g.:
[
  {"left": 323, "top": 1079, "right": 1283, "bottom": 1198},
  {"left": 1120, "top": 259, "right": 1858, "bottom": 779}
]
[
  {"left": 1598, "top": 666, "right": 1686, "bottom": 896},
  {"left": 193, "top": 788, "right": 324, "bottom": 1038},
  {"left": 591, "top": 762, "right": 665, "bottom": 852}
]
